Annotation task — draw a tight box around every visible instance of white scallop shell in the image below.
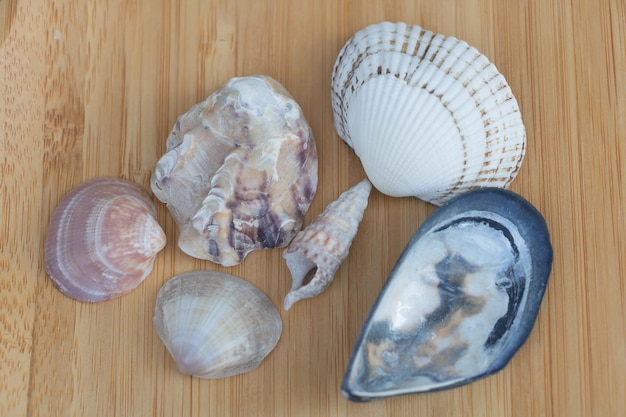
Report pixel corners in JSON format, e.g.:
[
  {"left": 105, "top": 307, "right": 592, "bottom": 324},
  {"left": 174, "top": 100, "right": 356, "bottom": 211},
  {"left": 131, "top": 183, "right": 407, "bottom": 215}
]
[
  {"left": 331, "top": 22, "right": 526, "bottom": 206},
  {"left": 153, "top": 271, "right": 282, "bottom": 379},
  {"left": 283, "top": 179, "right": 372, "bottom": 310}
]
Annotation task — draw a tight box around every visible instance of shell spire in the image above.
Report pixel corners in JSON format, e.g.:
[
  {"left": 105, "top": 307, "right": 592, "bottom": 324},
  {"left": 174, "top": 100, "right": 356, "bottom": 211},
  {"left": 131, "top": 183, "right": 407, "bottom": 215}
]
[{"left": 283, "top": 179, "right": 372, "bottom": 310}]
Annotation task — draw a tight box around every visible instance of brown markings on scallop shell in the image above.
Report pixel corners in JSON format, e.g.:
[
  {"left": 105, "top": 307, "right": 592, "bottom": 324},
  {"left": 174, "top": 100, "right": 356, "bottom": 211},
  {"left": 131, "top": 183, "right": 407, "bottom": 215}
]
[{"left": 331, "top": 22, "right": 526, "bottom": 206}]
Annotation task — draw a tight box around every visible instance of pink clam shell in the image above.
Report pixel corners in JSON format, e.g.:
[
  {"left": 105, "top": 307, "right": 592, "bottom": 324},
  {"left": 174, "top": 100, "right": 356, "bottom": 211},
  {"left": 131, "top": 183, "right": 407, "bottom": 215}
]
[{"left": 44, "top": 177, "right": 167, "bottom": 302}]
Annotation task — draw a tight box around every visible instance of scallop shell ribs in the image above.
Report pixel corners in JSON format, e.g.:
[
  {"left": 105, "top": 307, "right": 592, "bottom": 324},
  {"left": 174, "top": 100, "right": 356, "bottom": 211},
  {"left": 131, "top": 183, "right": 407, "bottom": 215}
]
[
  {"left": 151, "top": 75, "right": 318, "bottom": 267},
  {"left": 331, "top": 22, "right": 526, "bottom": 206}
]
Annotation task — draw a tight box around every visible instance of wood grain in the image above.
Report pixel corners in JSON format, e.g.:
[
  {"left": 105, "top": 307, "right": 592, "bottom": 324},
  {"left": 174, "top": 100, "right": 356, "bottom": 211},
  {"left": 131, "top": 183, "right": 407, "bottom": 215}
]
[{"left": 1, "top": 0, "right": 625, "bottom": 416}]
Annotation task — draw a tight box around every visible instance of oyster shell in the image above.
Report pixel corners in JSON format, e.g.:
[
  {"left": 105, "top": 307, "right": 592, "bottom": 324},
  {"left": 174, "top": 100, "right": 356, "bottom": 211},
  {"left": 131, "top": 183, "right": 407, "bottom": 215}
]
[
  {"left": 283, "top": 179, "right": 372, "bottom": 310},
  {"left": 342, "top": 188, "right": 552, "bottom": 400},
  {"left": 331, "top": 22, "right": 526, "bottom": 206},
  {"left": 44, "top": 177, "right": 167, "bottom": 302},
  {"left": 151, "top": 75, "right": 318, "bottom": 267},
  {"left": 153, "top": 270, "right": 282, "bottom": 379}
]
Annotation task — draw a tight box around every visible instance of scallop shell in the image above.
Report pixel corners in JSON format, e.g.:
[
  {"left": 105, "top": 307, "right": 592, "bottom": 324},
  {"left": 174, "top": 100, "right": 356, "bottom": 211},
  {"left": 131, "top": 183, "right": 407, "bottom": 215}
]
[
  {"left": 153, "top": 270, "right": 282, "bottom": 379},
  {"left": 342, "top": 188, "right": 552, "bottom": 400},
  {"left": 44, "top": 177, "right": 167, "bottom": 302},
  {"left": 331, "top": 22, "right": 526, "bottom": 206},
  {"left": 283, "top": 179, "right": 372, "bottom": 310},
  {"left": 151, "top": 75, "right": 318, "bottom": 267}
]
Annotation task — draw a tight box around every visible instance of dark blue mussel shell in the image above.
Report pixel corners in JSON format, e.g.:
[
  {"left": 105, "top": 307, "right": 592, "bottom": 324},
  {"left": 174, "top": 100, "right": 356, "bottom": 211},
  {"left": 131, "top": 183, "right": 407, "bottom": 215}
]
[{"left": 342, "top": 188, "right": 553, "bottom": 401}]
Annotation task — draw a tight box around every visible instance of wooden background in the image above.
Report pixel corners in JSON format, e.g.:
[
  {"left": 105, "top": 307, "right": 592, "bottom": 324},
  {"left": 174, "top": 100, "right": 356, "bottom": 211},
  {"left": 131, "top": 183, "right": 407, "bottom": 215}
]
[{"left": 1, "top": 0, "right": 624, "bottom": 416}]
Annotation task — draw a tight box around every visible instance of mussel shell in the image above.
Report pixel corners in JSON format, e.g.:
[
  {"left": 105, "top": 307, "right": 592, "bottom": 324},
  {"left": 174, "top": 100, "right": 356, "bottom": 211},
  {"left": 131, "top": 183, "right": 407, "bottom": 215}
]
[{"left": 342, "top": 188, "right": 552, "bottom": 401}]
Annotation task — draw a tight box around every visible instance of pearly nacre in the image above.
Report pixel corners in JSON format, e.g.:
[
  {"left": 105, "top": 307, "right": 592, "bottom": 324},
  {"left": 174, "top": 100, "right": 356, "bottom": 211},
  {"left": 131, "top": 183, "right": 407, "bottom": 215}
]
[
  {"left": 151, "top": 75, "right": 318, "bottom": 267},
  {"left": 342, "top": 188, "right": 552, "bottom": 400}
]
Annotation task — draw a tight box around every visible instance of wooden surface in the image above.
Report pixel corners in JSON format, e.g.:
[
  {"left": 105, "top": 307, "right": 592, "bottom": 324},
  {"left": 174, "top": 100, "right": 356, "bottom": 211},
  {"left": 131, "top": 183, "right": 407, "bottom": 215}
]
[{"left": 1, "top": 0, "right": 625, "bottom": 416}]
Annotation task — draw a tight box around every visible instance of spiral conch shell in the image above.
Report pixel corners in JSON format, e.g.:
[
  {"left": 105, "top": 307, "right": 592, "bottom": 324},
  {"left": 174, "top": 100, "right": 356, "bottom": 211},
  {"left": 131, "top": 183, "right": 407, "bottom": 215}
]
[
  {"left": 44, "top": 177, "right": 167, "bottom": 302},
  {"left": 283, "top": 179, "right": 372, "bottom": 310},
  {"left": 153, "top": 271, "right": 282, "bottom": 379},
  {"left": 151, "top": 75, "right": 318, "bottom": 267},
  {"left": 331, "top": 22, "right": 526, "bottom": 206}
]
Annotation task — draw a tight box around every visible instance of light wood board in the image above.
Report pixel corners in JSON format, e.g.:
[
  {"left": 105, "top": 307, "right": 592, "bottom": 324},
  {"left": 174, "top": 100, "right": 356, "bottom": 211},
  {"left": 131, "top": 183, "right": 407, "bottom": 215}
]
[{"left": 1, "top": 0, "right": 625, "bottom": 415}]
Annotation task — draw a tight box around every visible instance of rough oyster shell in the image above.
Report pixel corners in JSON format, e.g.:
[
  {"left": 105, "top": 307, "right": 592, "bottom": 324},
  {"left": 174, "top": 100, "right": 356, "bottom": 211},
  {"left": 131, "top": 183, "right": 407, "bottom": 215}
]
[
  {"left": 331, "top": 22, "right": 526, "bottom": 206},
  {"left": 151, "top": 75, "right": 318, "bottom": 267},
  {"left": 44, "top": 177, "right": 167, "bottom": 302},
  {"left": 283, "top": 179, "right": 372, "bottom": 310},
  {"left": 153, "top": 270, "right": 282, "bottom": 379},
  {"left": 342, "top": 188, "right": 552, "bottom": 400}
]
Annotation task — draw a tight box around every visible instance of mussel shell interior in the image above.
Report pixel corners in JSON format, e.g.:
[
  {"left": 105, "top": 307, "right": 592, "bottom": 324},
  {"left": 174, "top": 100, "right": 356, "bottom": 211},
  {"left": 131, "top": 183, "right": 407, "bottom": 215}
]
[{"left": 342, "top": 188, "right": 553, "bottom": 401}]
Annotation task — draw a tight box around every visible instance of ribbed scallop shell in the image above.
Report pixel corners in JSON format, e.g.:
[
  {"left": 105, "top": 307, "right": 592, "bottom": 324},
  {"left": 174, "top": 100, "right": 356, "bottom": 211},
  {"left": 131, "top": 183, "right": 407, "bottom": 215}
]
[
  {"left": 44, "top": 177, "right": 167, "bottom": 302},
  {"left": 153, "top": 271, "right": 282, "bottom": 379},
  {"left": 151, "top": 75, "right": 318, "bottom": 267},
  {"left": 283, "top": 179, "right": 372, "bottom": 310},
  {"left": 331, "top": 22, "right": 526, "bottom": 206}
]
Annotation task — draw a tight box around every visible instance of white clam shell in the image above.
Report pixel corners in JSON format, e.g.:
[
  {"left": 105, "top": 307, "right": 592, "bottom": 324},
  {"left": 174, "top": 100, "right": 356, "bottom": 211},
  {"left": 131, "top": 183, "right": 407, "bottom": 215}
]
[
  {"left": 44, "top": 177, "right": 167, "bottom": 302},
  {"left": 331, "top": 22, "right": 526, "bottom": 206},
  {"left": 153, "top": 271, "right": 282, "bottom": 379},
  {"left": 151, "top": 75, "right": 318, "bottom": 267},
  {"left": 283, "top": 179, "right": 372, "bottom": 310}
]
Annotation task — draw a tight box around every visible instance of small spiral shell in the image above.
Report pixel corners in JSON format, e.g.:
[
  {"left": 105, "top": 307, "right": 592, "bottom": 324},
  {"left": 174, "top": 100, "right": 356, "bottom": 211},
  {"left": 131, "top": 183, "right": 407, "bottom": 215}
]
[{"left": 283, "top": 179, "right": 372, "bottom": 310}]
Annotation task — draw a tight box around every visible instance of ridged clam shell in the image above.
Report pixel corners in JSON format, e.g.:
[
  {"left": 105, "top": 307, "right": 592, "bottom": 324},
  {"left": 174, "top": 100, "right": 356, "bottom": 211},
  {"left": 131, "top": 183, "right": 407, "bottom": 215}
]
[
  {"left": 342, "top": 188, "right": 552, "bottom": 400},
  {"left": 151, "top": 75, "right": 318, "bottom": 267},
  {"left": 283, "top": 179, "right": 372, "bottom": 310},
  {"left": 44, "top": 177, "right": 167, "bottom": 302},
  {"left": 153, "top": 271, "right": 282, "bottom": 379},
  {"left": 331, "top": 22, "right": 526, "bottom": 206}
]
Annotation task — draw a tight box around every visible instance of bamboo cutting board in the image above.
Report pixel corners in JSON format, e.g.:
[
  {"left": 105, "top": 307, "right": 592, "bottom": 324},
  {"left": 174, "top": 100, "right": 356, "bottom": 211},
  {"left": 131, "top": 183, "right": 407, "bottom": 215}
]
[{"left": 1, "top": 0, "right": 625, "bottom": 416}]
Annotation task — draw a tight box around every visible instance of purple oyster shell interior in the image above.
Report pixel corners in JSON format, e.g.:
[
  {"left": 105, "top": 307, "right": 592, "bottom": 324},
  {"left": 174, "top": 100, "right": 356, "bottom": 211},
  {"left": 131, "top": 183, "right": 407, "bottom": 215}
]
[
  {"left": 151, "top": 75, "right": 318, "bottom": 267},
  {"left": 342, "top": 188, "right": 553, "bottom": 401}
]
